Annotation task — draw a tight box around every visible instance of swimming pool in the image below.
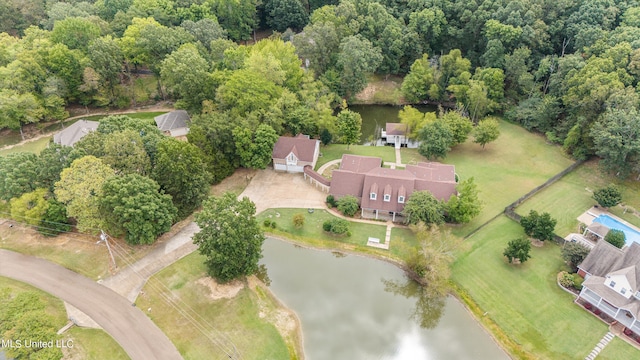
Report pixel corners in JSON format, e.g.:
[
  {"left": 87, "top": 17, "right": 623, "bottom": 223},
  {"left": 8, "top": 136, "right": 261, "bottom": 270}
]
[{"left": 593, "top": 214, "right": 640, "bottom": 245}]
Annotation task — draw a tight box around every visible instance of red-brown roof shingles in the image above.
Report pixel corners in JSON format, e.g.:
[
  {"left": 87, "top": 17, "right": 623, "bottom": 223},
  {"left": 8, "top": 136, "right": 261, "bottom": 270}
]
[{"left": 272, "top": 135, "right": 318, "bottom": 162}]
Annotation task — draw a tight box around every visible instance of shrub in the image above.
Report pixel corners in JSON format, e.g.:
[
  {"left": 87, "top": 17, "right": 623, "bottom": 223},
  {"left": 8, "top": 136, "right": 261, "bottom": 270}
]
[
  {"left": 573, "top": 274, "right": 584, "bottom": 291},
  {"left": 337, "top": 195, "right": 359, "bottom": 217},
  {"left": 270, "top": 221, "right": 276, "bottom": 229},
  {"left": 263, "top": 219, "right": 272, "bottom": 227},
  {"left": 558, "top": 271, "right": 574, "bottom": 288},
  {"left": 326, "top": 195, "right": 337, "bottom": 208},
  {"left": 293, "top": 213, "right": 304, "bottom": 228},
  {"left": 593, "top": 184, "right": 622, "bottom": 208},
  {"left": 561, "top": 242, "right": 590, "bottom": 271},
  {"left": 322, "top": 218, "right": 350, "bottom": 236},
  {"left": 605, "top": 229, "right": 626, "bottom": 248},
  {"left": 584, "top": 302, "right": 593, "bottom": 310}
]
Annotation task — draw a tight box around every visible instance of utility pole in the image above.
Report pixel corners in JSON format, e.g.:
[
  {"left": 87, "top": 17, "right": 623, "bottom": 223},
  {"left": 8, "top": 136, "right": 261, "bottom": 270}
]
[{"left": 100, "top": 230, "right": 117, "bottom": 271}]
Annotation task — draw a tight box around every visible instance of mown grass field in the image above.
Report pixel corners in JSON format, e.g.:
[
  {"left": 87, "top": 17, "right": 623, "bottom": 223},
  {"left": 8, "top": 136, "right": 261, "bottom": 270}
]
[
  {"left": 316, "top": 144, "right": 396, "bottom": 169},
  {"left": 516, "top": 160, "right": 640, "bottom": 236},
  {"left": 0, "top": 136, "right": 51, "bottom": 156},
  {"left": 136, "top": 252, "right": 292, "bottom": 360},
  {"left": 451, "top": 216, "right": 638, "bottom": 360},
  {"left": 0, "top": 276, "right": 129, "bottom": 360},
  {"left": 257, "top": 208, "right": 390, "bottom": 255},
  {"left": 403, "top": 119, "right": 575, "bottom": 237}
]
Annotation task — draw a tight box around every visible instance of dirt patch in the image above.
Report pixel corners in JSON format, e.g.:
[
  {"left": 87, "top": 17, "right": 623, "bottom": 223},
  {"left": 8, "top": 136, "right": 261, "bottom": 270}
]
[
  {"left": 210, "top": 168, "right": 258, "bottom": 197},
  {"left": 195, "top": 277, "right": 244, "bottom": 300},
  {"left": 356, "top": 83, "right": 378, "bottom": 102},
  {"left": 531, "top": 239, "right": 545, "bottom": 247}
]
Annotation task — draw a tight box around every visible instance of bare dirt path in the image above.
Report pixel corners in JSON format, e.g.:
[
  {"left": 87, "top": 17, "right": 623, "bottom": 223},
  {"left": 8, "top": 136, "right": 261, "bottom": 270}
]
[{"left": 0, "top": 249, "right": 183, "bottom": 360}]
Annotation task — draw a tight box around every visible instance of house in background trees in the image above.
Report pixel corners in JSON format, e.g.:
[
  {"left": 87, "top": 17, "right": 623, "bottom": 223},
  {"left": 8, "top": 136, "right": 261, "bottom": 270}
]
[
  {"left": 329, "top": 154, "right": 457, "bottom": 221},
  {"left": 271, "top": 134, "right": 320, "bottom": 173},
  {"left": 154, "top": 110, "right": 190, "bottom": 138},
  {"left": 53, "top": 120, "right": 100, "bottom": 147},
  {"left": 576, "top": 240, "right": 640, "bottom": 337},
  {"left": 380, "top": 123, "right": 419, "bottom": 148}
]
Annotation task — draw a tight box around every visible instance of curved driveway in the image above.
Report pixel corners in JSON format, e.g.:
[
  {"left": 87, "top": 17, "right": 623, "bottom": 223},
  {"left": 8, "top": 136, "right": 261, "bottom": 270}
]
[{"left": 0, "top": 249, "right": 182, "bottom": 360}]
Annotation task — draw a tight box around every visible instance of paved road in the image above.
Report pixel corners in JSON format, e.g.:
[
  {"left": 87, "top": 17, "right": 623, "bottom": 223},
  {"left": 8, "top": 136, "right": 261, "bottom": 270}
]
[{"left": 0, "top": 249, "right": 183, "bottom": 360}]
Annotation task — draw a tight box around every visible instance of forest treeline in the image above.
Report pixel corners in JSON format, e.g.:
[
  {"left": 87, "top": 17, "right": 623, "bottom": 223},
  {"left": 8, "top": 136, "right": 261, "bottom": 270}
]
[{"left": 1, "top": 0, "right": 640, "bottom": 179}]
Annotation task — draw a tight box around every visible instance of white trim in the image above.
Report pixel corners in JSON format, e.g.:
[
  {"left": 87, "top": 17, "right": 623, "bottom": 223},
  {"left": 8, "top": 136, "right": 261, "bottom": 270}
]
[
  {"left": 383, "top": 194, "right": 391, "bottom": 202},
  {"left": 370, "top": 193, "right": 377, "bottom": 200}
]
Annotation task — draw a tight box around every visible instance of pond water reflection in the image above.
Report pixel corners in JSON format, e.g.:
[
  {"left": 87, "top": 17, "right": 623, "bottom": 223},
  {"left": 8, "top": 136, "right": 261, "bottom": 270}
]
[{"left": 260, "top": 237, "right": 509, "bottom": 360}]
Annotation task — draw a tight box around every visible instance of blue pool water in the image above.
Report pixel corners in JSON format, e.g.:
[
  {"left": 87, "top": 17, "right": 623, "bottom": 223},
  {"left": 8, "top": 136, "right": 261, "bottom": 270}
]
[{"left": 593, "top": 214, "right": 640, "bottom": 245}]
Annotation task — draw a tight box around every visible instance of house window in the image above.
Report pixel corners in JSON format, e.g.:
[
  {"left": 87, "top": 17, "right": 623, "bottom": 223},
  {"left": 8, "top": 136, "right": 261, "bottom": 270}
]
[
  {"left": 609, "top": 281, "right": 616, "bottom": 288},
  {"left": 383, "top": 194, "right": 391, "bottom": 202},
  {"left": 286, "top": 153, "right": 296, "bottom": 165},
  {"left": 398, "top": 196, "right": 405, "bottom": 203},
  {"left": 370, "top": 193, "right": 377, "bottom": 200},
  {"left": 621, "top": 288, "right": 627, "bottom": 295}
]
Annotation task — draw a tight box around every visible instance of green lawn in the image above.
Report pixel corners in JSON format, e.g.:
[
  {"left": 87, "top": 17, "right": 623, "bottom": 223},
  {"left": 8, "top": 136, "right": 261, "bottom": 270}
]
[
  {"left": 257, "top": 208, "right": 390, "bottom": 256},
  {"left": 0, "top": 136, "right": 52, "bottom": 156},
  {"left": 403, "top": 119, "right": 575, "bottom": 237},
  {"left": 451, "top": 215, "right": 637, "bottom": 360},
  {"left": 316, "top": 144, "right": 396, "bottom": 169},
  {"left": 0, "top": 276, "right": 129, "bottom": 360},
  {"left": 516, "top": 160, "right": 640, "bottom": 236},
  {"left": 136, "top": 252, "right": 292, "bottom": 360}
]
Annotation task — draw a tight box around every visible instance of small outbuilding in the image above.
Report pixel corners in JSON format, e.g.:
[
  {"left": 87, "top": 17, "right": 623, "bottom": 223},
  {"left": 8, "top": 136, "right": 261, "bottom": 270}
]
[
  {"left": 272, "top": 134, "right": 320, "bottom": 173},
  {"left": 53, "top": 120, "right": 100, "bottom": 147},
  {"left": 154, "top": 110, "right": 190, "bottom": 137}
]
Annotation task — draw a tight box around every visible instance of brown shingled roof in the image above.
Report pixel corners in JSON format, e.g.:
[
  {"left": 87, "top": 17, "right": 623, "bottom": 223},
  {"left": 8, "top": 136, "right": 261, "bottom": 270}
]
[{"left": 272, "top": 135, "right": 318, "bottom": 162}]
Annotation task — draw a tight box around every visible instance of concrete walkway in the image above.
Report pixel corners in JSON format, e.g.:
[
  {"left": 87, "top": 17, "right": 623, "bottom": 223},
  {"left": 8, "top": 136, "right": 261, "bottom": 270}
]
[
  {"left": 316, "top": 159, "right": 342, "bottom": 176},
  {"left": 584, "top": 332, "right": 615, "bottom": 360}
]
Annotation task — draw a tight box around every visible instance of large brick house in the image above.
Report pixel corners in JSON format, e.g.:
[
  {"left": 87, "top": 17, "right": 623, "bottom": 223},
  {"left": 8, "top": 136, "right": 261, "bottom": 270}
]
[{"left": 329, "top": 154, "right": 457, "bottom": 221}]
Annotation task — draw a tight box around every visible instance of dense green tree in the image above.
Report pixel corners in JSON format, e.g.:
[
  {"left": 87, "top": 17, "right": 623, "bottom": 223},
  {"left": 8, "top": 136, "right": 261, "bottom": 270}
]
[
  {"left": 593, "top": 184, "right": 622, "bottom": 208},
  {"left": 591, "top": 108, "right": 640, "bottom": 178},
  {"left": 402, "top": 191, "right": 444, "bottom": 225},
  {"left": 187, "top": 111, "right": 239, "bottom": 182},
  {"left": 54, "top": 156, "right": 115, "bottom": 233},
  {"left": 445, "top": 178, "right": 481, "bottom": 224},
  {"left": 520, "top": 210, "right": 557, "bottom": 242},
  {"left": 50, "top": 17, "right": 101, "bottom": 52},
  {"left": 407, "top": 8, "right": 447, "bottom": 56},
  {"left": 336, "top": 109, "right": 362, "bottom": 149},
  {"left": 605, "top": 229, "right": 626, "bottom": 249},
  {"left": 38, "top": 198, "right": 72, "bottom": 237},
  {"left": 0, "top": 90, "right": 44, "bottom": 139},
  {"left": 337, "top": 195, "right": 359, "bottom": 217},
  {"left": 152, "top": 138, "right": 210, "bottom": 218},
  {"left": 9, "top": 188, "right": 49, "bottom": 226},
  {"left": 265, "top": 0, "right": 308, "bottom": 32},
  {"left": 209, "top": 0, "right": 259, "bottom": 41},
  {"left": 36, "top": 143, "right": 76, "bottom": 192},
  {"left": 442, "top": 111, "right": 473, "bottom": 146},
  {"left": 102, "top": 129, "right": 151, "bottom": 175},
  {"left": 473, "top": 117, "right": 500, "bottom": 149},
  {"left": 88, "top": 36, "right": 123, "bottom": 101},
  {"left": 216, "top": 69, "right": 283, "bottom": 116},
  {"left": 193, "top": 192, "right": 265, "bottom": 282},
  {"left": 293, "top": 22, "right": 340, "bottom": 75},
  {"left": 399, "top": 106, "right": 434, "bottom": 140},
  {"left": 0, "top": 152, "right": 39, "bottom": 201},
  {"left": 161, "top": 43, "right": 213, "bottom": 111},
  {"left": 503, "top": 237, "right": 531, "bottom": 264},
  {"left": 180, "top": 18, "right": 227, "bottom": 50},
  {"left": 401, "top": 54, "right": 438, "bottom": 103},
  {"left": 418, "top": 120, "right": 453, "bottom": 160},
  {"left": 335, "top": 35, "right": 382, "bottom": 99},
  {"left": 100, "top": 174, "right": 176, "bottom": 245},
  {"left": 233, "top": 124, "right": 279, "bottom": 169},
  {"left": 561, "top": 242, "right": 591, "bottom": 271}
]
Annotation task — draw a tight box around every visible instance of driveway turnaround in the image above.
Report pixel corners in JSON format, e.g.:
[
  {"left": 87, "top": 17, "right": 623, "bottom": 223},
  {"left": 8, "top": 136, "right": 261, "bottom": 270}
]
[{"left": 0, "top": 249, "right": 183, "bottom": 360}]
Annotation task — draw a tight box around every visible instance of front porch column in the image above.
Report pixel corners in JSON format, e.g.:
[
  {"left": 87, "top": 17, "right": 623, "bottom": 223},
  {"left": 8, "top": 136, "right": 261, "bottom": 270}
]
[
  {"left": 361, "top": 208, "right": 364, "bottom": 217},
  {"left": 597, "top": 297, "right": 603, "bottom": 307},
  {"left": 615, "top": 307, "right": 621, "bottom": 317},
  {"left": 375, "top": 209, "right": 378, "bottom": 219},
  {"left": 631, "top": 318, "right": 637, "bottom": 329},
  {"left": 392, "top": 212, "right": 396, "bottom": 222}
]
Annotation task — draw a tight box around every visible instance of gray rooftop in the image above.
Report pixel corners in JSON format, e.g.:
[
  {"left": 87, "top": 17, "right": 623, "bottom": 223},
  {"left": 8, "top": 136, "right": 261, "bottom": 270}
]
[
  {"left": 154, "top": 110, "right": 190, "bottom": 131},
  {"left": 53, "top": 120, "right": 100, "bottom": 147}
]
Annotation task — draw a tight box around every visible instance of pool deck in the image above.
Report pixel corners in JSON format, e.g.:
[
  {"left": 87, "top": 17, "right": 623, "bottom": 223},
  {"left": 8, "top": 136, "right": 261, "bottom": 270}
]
[{"left": 577, "top": 206, "right": 608, "bottom": 227}]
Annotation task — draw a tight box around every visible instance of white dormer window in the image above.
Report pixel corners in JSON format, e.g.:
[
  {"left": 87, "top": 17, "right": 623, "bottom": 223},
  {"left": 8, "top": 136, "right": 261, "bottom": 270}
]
[
  {"left": 398, "top": 196, "right": 405, "bottom": 203},
  {"left": 384, "top": 194, "right": 391, "bottom": 202},
  {"left": 621, "top": 288, "right": 627, "bottom": 295},
  {"left": 609, "top": 281, "right": 616, "bottom": 288},
  {"left": 286, "top": 153, "right": 297, "bottom": 165},
  {"left": 370, "top": 193, "right": 377, "bottom": 200}
]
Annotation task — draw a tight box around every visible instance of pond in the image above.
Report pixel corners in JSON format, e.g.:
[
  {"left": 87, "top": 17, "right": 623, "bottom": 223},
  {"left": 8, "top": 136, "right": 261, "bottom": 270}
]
[
  {"left": 349, "top": 104, "right": 436, "bottom": 144},
  {"left": 260, "top": 237, "right": 509, "bottom": 360}
]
